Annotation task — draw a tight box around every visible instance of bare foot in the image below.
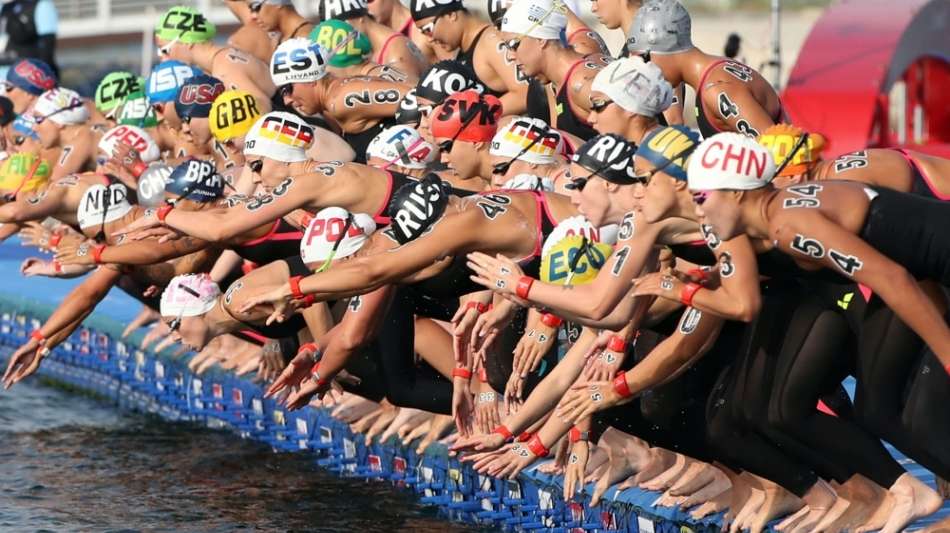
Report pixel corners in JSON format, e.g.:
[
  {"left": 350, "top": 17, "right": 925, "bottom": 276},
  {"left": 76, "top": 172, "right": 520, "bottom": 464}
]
[
  {"left": 690, "top": 487, "right": 733, "bottom": 520},
  {"left": 879, "top": 473, "right": 943, "bottom": 533},
  {"left": 640, "top": 452, "right": 689, "bottom": 491},
  {"left": 748, "top": 480, "right": 804, "bottom": 533},
  {"left": 827, "top": 475, "right": 888, "bottom": 533},
  {"left": 670, "top": 462, "right": 724, "bottom": 497},
  {"left": 722, "top": 471, "right": 754, "bottom": 527},
  {"left": 730, "top": 486, "right": 764, "bottom": 533},
  {"left": 590, "top": 447, "right": 636, "bottom": 506},
  {"left": 363, "top": 405, "right": 398, "bottom": 444},
  {"left": 777, "top": 480, "right": 836, "bottom": 533}
]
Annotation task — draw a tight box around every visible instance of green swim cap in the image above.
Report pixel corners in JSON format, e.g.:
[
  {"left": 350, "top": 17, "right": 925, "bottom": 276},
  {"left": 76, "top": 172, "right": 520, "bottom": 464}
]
[
  {"left": 117, "top": 89, "right": 160, "bottom": 128},
  {"left": 95, "top": 71, "right": 145, "bottom": 114},
  {"left": 155, "top": 6, "right": 216, "bottom": 44},
  {"left": 309, "top": 20, "right": 371, "bottom": 68}
]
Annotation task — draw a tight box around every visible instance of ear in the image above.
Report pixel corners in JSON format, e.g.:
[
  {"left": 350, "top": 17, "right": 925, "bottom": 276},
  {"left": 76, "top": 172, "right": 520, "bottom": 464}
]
[
  {"left": 604, "top": 181, "right": 621, "bottom": 193},
  {"left": 672, "top": 179, "right": 688, "bottom": 191},
  {"left": 733, "top": 189, "right": 746, "bottom": 202}
]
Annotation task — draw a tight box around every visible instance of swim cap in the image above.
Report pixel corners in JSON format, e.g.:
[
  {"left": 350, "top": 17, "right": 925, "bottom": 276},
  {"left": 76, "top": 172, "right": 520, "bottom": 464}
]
[
  {"left": 757, "top": 124, "right": 825, "bottom": 177},
  {"left": 136, "top": 163, "right": 173, "bottom": 207},
  {"left": 416, "top": 60, "right": 484, "bottom": 104},
  {"left": 12, "top": 114, "right": 37, "bottom": 141},
  {"left": 0, "top": 152, "right": 50, "bottom": 194},
  {"left": 411, "top": 0, "right": 463, "bottom": 22},
  {"left": 95, "top": 71, "right": 143, "bottom": 114},
  {"left": 502, "top": 174, "right": 554, "bottom": 191},
  {"left": 488, "top": 0, "right": 513, "bottom": 26},
  {"left": 243, "top": 111, "right": 315, "bottom": 162},
  {"left": 76, "top": 180, "right": 134, "bottom": 230},
  {"left": 591, "top": 56, "right": 672, "bottom": 117},
  {"left": 570, "top": 134, "right": 638, "bottom": 184},
  {"left": 316, "top": 0, "right": 367, "bottom": 21},
  {"left": 687, "top": 132, "right": 776, "bottom": 191},
  {"left": 98, "top": 125, "right": 161, "bottom": 163},
  {"left": 367, "top": 125, "right": 437, "bottom": 170},
  {"left": 309, "top": 20, "right": 371, "bottom": 68},
  {"left": 430, "top": 90, "right": 503, "bottom": 143},
  {"left": 166, "top": 158, "right": 223, "bottom": 202},
  {"left": 32, "top": 88, "right": 89, "bottom": 125},
  {"left": 541, "top": 217, "right": 613, "bottom": 285},
  {"left": 210, "top": 90, "right": 262, "bottom": 142},
  {"left": 300, "top": 206, "right": 377, "bottom": 265},
  {"left": 160, "top": 273, "right": 221, "bottom": 318},
  {"left": 386, "top": 174, "right": 450, "bottom": 245},
  {"left": 6, "top": 59, "right": 56, "bottom": 95},
  {"left": 155, "top": 6, "right": 216, "bottom": 44},
  {"left": 117, "top": 89, "right": 160, "bottom": 128},
  {"left": 147, "top": 60, "right": 201, "bottom": 103},
  {"left": 174, "top": 74, "right": 225, "bottom": 120},
  {"left": 636, "top": 125, "right": 699, "bottom": 181},
  {"left": 490, "top": 117, "right": 563, "bottom": 164},
  {"left": 501, "top": 0, "right": 567, "bottom": 40},
  {"left": 626, "top": 0, "right": 692, "bottom": 55},
  {"left": 271, "top": 38, "right": 329, "bottom": 86}
]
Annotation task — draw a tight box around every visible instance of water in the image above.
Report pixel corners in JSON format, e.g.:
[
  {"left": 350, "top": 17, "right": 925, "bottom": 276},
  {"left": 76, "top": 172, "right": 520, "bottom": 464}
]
[{"left": 0, "top": 382, "right": 482, "bottom": 532}]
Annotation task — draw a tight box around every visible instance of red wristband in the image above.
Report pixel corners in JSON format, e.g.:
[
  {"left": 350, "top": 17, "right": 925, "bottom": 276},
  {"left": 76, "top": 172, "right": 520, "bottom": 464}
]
[
  {"left": 156, "top": 204, "right": 174, "bottom": 223},
  {"left": 297, "top": 342, "right": 319, "bottom": 361},
  {"left": 606, "top": 335, "right": 626, "bottom": 353},
  {"left": 30, "top": 330, "right": 45, "bottom": 343},
  {"left": 516, "top": 431, "right": 533, "bottom": 442},
  {"left": 680, "top": 282, "right": 703, "bottom": 307},
  {"left": 526, "top": 434, "right": 549, "bottom": 457},
  {"left": 569, "top": 427, "right": 591, "bottom": 443},
  {"left": 612, "top": 370, "right": 633, "bottom": 398},
  {"left": 687, "top": 268, "right": 709, "bottom": 283},
  {"left": 493, "top": 424, "right": 514, "bottom": 441},
  {"left": 48, "top": 231, "right": 63, "bottom": 249},
  {"left": 309, "top": 363, "right": 327, "bottom": 387},
  {"left": 465, "top": 301, "right": 490, "bottom": 314},
  {"left": 288, "top": 275, "right": 305, "bottom": 299},
  {"left": 52, "top": 260, "right": 63, "bottom": 274},
  {"left": 451, "top": 367, "right": 472, "bottom": 379},
  {"left": 516, "top": 276, "right": 534, "bottom": 299},
  {"left": 91, "top": 244, "right": 107, "bottom": 265},
  {"left": 131, "top": 161, "right": 148, "bottom": 178},
  {"left": 540, "top": 313, "right": 563, "bottom": 328}
]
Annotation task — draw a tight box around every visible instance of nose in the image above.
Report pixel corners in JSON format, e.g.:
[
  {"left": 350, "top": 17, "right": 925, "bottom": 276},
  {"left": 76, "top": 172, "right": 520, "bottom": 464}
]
[
  {"left": 282, "top": 93, "right": 294, "bottom": 107},
  {"left": 587, "top": 109, "right": 599, "bottom": 124}
]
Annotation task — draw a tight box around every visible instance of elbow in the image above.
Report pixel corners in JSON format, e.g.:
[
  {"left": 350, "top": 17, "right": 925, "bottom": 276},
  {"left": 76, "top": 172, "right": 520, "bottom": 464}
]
[
  {"left": 734, "top": 293, "right": 761, "bottom": 323},
  {"left": 337, "top": 326, "right": 367, "bottom": 352},
  {"left": 205, "top": 225, "right": 232, "bottom": 242}
]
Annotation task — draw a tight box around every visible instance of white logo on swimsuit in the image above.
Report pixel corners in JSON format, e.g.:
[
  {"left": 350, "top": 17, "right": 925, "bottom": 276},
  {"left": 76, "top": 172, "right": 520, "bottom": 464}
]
[
  {"left": 324, "top": 0, "right": 366, "bottom": 18},
  {"left": 77, "top": 183, "right": 133, "bottom": 230},
  {"left": 394, "top": 182, "right": 441, "bottom": 238}
]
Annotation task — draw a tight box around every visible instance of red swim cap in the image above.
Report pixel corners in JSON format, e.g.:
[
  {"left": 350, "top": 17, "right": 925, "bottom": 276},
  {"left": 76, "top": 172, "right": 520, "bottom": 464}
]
[{"left": 430, "top": 90, "right": 502, "bottom": 143}]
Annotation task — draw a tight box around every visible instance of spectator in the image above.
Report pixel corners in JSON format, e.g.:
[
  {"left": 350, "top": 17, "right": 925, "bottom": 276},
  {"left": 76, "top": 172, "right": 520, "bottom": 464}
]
[{"left": 0, "top": 0, "right": 58, "bottom": 80}]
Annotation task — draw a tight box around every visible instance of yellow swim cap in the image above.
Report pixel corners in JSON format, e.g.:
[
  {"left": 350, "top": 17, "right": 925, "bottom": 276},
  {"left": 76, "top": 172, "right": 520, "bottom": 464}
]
[
  {"left": 541, "top": 234, "right": 613, "bottom": 286},
  {"left": 209, "top": 90, "right": 262, "bottom": 142},
  {"left": 757, "top": 124, "right": 826, "bottom": 177},
  {"left": 0, "top": 152, "right": 51, "bottom": 196}
]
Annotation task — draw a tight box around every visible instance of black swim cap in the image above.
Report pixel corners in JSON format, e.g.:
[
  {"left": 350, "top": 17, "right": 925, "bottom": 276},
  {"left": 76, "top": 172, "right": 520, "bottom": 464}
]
[
  {"left": 415, "top": 60, "right": 484, "bottom": 104},
  {"left": 570, "top": 134, "right": 638, "bottom": 184},
  {"left": 386, "top": 173, "right": 450, "bottom": 245},
  {"left": 316, "top": 0, "right": 367, "bottom": 21},
  {"left": 166, "top": 158, "right": 224, "bottom": 202},
  {"left": 410, "top": 0, "right": 463, "bottom": 22}
]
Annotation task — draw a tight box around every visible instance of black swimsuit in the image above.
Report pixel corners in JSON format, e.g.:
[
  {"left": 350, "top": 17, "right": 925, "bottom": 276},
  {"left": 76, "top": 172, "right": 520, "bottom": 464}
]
[
  {"left": 694, "top": 59, "right": 783, "bottom": 139},
  {"left": 554, "top": 59, "right": 597, "bottom": 141},
  {"left": 233, "top": 219, "right": 303, "bottom": 266}
]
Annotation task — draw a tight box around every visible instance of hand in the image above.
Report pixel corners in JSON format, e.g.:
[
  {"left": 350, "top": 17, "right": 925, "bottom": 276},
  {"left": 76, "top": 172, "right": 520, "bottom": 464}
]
[
  {"left": 122, "top": 305, "right": 158, "bottom": 338},
  {"left": 632, "top": 268, "right": 683, "bottom": 303},
  {"left": 474, "top": 389, "right": 501, "bottom": 435},
  {"left": 20, "top": 257, "right": 58, "bottom": 277},
  {"left": 557, "top": 380, "right": 625, "bottom": 424},
  {"left": 451, "top": 382, "right": 475, "bottom": 437},
  {"left": 483, "top": 443, "right": 539, "bottom": 479},
  {"left": 563, "top": 441, "right": 590, "bottom": 501},
  {"left": 451, "top": 300, "right": 481, "bottom": 365},
  {"left": 100, "top": 159, "right": 135, "bottom": 185},
  {"left": 238, "top": 284, "right": 296, "bottom": 325},
  {"left": 265, "top": 344, "right": 319, "bottom": 398},
  {"left": 140, "top": 320, "right": 171, "bottom": 351},
  {"left": 582, "top": 344, "right": 625, "bottom": 382},
  {"left": 451, "top": 431, "right": 507, "bottom": 454},
  {"left": 2, "top": 338, "right": 49, "bottom": 388},
  {"left": 256, "top": 339, "right": 285, "bottom": 383},
  {"left": 18, "top": 221, "right": 54, "bottom": 249},
  {"left": 127, "top": 226, "right": 184, "bottom": 243},
  {"left": 54, "top": 240, "right": 96, "bottom": 266},
  {"left": 112, "top": 211, "right": 160, "bottom": 238},
  {"left": 512, "top": 324, "right": 556, "bottom": 378},
  {"left": 467, "top": 252, "right": 525, "bottom": 298},
  {"left": 283, "top": 375, "right": 332, "bottom": 410},
  {"left": 471, "top": 299, "right": 516, "bottom": 355},
  {"left": 503, "top": 371, "right": 525, "bottom": 414}
]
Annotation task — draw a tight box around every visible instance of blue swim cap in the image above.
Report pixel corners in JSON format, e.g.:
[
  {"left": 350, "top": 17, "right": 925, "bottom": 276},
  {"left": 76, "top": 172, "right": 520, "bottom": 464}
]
[
  {"left": 174, "top": 74, "right": 225, "bottom": 120},
  {"left": 147, "top": 60, "right": 202, "bottom": 103},
  {"left": 12, "top": 114, "right": 38, "bottom": 141},
  {"left": 6, "top": 59, "right": 56, "bottom": 95},
  {"left": 165, "top": 158, "right": 223, "bottom": 202},
  {"left": 635, "top": 125, "right": 700, "bottom": 181}
]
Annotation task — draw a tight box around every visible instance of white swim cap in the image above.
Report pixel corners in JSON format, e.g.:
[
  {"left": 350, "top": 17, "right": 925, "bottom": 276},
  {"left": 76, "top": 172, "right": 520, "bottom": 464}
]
[
  {"left": 367, "top": 125, "right": 437, "bottom": 170},
  {"left": 137, "top": 163, "right": 173, "bottom": 207},
  {"left": 687, "top": 132, "right": 776, "bottom": 191},
  {"left": 160, "top": 273, "right": 221, "bottom": 317},
  {"left": 98, "top": 125, "right": 161, "bottom": 163},
  {"left": 626, "top": 0, "right": 692, "bottom": 55},
  {"left": 32, "top": 88, "right": 89, "bottom": 125},
  {"left": 502, "top": 174, "right": 554, "bottom": 191},
  {"left": 541, "top": 215, "right": 602, "bottom": 258},
  {"left": 270, "top": 38, "right": 329, "bottom": 86},
  {"left": 591, "top": 57, "right": 673, "bottom": 118},
  {"left": 244, "top": 112, "right": 315, "bottom": 163},
  {"left": 300, "top": 207, "right": 376, "bottom": 266},
  {"left": 490, "top": 117, "right": 563, "bottom": 165},
  {"left": 501, "top": 0, "right": 567, "bottom": 40},
  {"left": 76, "top": 181, "right": 134, "bottom": 230}
]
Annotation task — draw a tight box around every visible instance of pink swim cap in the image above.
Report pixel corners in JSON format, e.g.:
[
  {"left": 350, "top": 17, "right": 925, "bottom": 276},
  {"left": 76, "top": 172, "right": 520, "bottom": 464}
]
[{"left": 160, "top": 273, "right": 221, "bottom": 317}]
